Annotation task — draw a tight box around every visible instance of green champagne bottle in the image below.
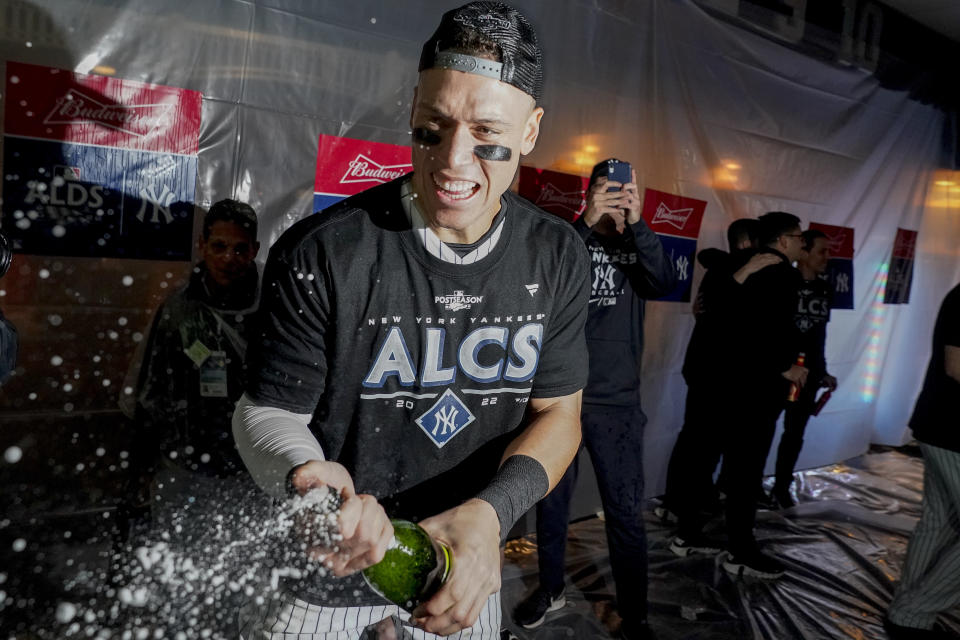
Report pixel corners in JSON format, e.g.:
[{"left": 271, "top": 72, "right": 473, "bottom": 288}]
[{"left": 362, "top": 519, "right": 452, "bottom": 611}]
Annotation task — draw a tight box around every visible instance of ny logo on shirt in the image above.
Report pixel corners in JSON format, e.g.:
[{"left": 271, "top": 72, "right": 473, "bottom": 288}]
[
  {"left": 416, "top": 389, "right": 476, "bottom": 448},
  {"left": 593, "top": 264, "right": 617, "bottom": 293}
]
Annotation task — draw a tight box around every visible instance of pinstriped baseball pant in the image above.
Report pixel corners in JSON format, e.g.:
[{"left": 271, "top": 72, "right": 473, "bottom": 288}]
[
  {"left": 239, "top": 590, "right": 501, "bottom": 639},
  {"left": 888, "top": 443, "right": 960, "bottom": 629}
]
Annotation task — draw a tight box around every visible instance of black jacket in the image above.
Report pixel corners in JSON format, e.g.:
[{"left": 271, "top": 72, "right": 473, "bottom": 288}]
[
  {"left": 728, "top": 248, "right": 803, "bottom": 389},
  {"left": 682, "top": 247, "right": 752, "bottom": 386},
  {"left": 133, "top": 264, "right": 259, "bottom": 477},
  {"left": 683, "top": 247, "right": 801, "bottom": 391}
]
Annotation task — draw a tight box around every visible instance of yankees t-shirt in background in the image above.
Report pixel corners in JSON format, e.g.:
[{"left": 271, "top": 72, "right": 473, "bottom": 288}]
[
  {"left": 247, "top": 176, "right": 591, "bottom": 522},
  {"left": 794, "top": 276, "right": 831, "bottom": 375},
  {"left": 573, "top": 218, "right": 677, "bottom": 408}
]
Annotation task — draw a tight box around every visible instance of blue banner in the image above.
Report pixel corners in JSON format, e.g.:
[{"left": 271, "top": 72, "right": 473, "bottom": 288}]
[
  {"left": 825, "top": 258, "right": 854, "bottom": 310},
  {"left": 2, "top": 137, "right": 196, "bottom": 260},
  {"left": 656, "top": 235, "right": 697, "bottom": 302}
]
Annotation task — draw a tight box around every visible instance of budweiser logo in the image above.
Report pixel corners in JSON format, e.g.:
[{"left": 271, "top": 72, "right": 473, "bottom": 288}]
[
  {"left": 534, "top": 183, "right": 586, "bottom": 215},
  {"left": 651, "top": 202, "right": 693, "bottom": 230},
  {"left": 825, "top": 231, "right": 847, "bottom": 253},
  {"left": 43, "top": 90, "right": 172, "bottom": 138},
  {"left": 339, "top": 154, "right": 412, "bottom": 185}
]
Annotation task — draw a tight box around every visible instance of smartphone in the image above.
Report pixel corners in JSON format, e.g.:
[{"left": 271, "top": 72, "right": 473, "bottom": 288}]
[{"left": 604, "top": 159, "right": 631, "bottom": 192}]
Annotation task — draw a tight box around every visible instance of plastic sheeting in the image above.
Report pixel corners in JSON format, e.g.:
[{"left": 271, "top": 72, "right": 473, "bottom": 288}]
[
  {"left": 502, "top": 447, "right": 960, "bottom": 639},
  {"left": 0, "top": 444, "right": 950, "bottom": 638},
  {"left": 0, "top": 2, "right": 958, "bottom": 492}
]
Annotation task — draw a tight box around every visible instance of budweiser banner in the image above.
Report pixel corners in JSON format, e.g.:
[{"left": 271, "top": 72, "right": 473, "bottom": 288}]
[
  {"left": 2, "top": 62, "right": 201, "bottom": 260},
  {"left": 884, "top": 227, "right": 918, "bottom": 304},
  {"left": 516, "top": 166, "right": 588, "bottom": 222},
  {"left": 640, "top": 188, "right": 707, "bottom": 302},
  {"left": 314, "top": 134, "right": 412, "bottom": 212},
  {"left": 809, "top": 222, "right": 855, "bottom": 309}
]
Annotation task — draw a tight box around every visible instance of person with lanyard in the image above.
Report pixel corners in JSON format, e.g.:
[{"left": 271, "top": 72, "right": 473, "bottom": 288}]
[
  {"left": 127, "top": 198, "right": 261, "bottom": 519},
  {"left": 232, "top": 3, "right": 590, "bottom": 639}
]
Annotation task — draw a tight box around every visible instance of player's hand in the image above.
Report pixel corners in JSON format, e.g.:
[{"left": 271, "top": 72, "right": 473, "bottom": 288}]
[
  {"left": 410, "top": 499, "right": 501, "bottom": 636},
  {"left": 821, "top": 374, "right": 838, "bottom": 391},
  {"left": 733, "top": 253, "right": 781, "bottom": 284},
  {"left": 289, "top": 460, "right": 393, "bottom": 576},
  {"left": 782, "top": 365, "right": 809, "bottom": 388}
]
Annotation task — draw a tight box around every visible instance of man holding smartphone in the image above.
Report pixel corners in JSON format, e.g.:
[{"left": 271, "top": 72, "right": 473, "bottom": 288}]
[{"left": 514, "top": 159, "right": 676, "bottom": 640}]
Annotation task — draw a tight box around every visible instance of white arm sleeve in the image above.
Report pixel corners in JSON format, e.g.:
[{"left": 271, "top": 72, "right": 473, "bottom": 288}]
[{"left": 232, "top": 393, "right": 324, "bottom": 499}]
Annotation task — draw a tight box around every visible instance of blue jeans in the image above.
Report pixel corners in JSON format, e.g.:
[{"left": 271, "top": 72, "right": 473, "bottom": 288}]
[{"left": 535, "top": 405, "right": 648, "bottom": 628}]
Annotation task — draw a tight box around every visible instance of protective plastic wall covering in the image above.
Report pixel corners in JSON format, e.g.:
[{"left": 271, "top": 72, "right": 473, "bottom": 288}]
[{"left": 1, "top": 0, "right": 958, "bottom": 499}]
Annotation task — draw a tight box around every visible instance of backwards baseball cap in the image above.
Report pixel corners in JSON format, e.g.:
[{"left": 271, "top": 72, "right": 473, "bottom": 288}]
[{"left": 419, "top": 2, "right": 544, "bottom": 103}]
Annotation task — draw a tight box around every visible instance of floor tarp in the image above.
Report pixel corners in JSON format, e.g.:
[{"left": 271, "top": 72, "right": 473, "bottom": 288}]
[{"left": 501, "top": 447, "right": 960, "bottom": 639}]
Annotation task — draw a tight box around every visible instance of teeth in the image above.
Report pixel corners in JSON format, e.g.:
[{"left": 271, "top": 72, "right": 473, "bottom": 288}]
[{"left": 432, "top": 175, "right": 477, "bottom": 196}]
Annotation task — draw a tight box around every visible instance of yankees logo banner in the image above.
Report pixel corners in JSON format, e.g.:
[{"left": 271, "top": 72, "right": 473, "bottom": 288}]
[
  {"left": 516, "top": 166, "right": 588, "bottom": 222},
  {"left": 313, "top": 134, "right": 412, "bottom": 212},
  {"left": 640, "top": 188, "right": 707, "bottom": 302},
  {"left": 884, "top": 227, "right": 918, "bottom": 305},
  {"left": 809, "top": 222, "right": 855, "bottom": 309},
  {"left": 1, "top": 62, "right": 201, "bottom": 260}
]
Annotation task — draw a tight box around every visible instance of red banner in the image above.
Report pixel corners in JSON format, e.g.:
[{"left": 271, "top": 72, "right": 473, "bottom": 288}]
[
  {"left": 891, "top": 228, "right": 918, "bottom": 259},
  {"left": 885, "top": 227, "right": 918, "bottom": 304},
  {"left": 516, "top": 166, "right": 588, "bottom": 222},
  {"left": 4, "top": 61, "right": 201, "bottom": 156},
  {"left": 808, "top": 222, "right": 855, "bottom": 259},
  {"left": 314, "top": 134, "right": 412, "bottom": 211},
  {"left": 809, "top": 222, "right": 855, "bottom": 309},
  {"left": 640, "top": 188, "right": 707, "bottom": 239}
]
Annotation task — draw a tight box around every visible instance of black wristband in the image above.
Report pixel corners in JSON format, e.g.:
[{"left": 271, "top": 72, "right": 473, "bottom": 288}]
[{"left": 474, "top": 454, "right": 549, "bottom": 544}]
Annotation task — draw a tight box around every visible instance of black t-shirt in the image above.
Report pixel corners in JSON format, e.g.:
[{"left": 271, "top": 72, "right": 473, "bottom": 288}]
[
  {"left": 794, "top": 276, "right": 831, "bottom": 375},
  {"left": 910, "top": 283, "right": 960, "bottom": 452},
  {"left": 246, "top": 177, "right": 591, "bottom": 519}
]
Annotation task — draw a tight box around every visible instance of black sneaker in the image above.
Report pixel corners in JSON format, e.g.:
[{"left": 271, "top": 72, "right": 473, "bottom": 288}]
[
  {"left": 756, "top": 489, "right": 779, "bottom": 511},
  {"left": 722, "top": 549, "right": 786, "bottom": 579},
  {"left": 653, "top": 505, "right": 677, "bottom": 524},
  {"left": 669, "top": 535, "right": 723, "bottom": 557},
  {"left": 620, "top": 620, "right": 657, "bottom": 640},
  {"left": 771, "top": 487, "right": 796, "bottom": 509},
  {"left": 513, "top": 586, "right": 566, "bottom": 629},
  {"left": 883, "top": 616, "right": 951, "bottom": 639}
]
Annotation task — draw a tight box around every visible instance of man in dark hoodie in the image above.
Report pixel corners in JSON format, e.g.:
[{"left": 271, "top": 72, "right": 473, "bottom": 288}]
[
  {"left": 130, "top": 199, "right": 261, "bottom": 503},
  {"left": 717, "top": 211, "right": 807, "bottom": 579},
  {"left": 660, "top": 219, "right": 775, "bottom": 535},
  {"left": 513, "top": 159, "right": 676, "bottom": 640}
]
